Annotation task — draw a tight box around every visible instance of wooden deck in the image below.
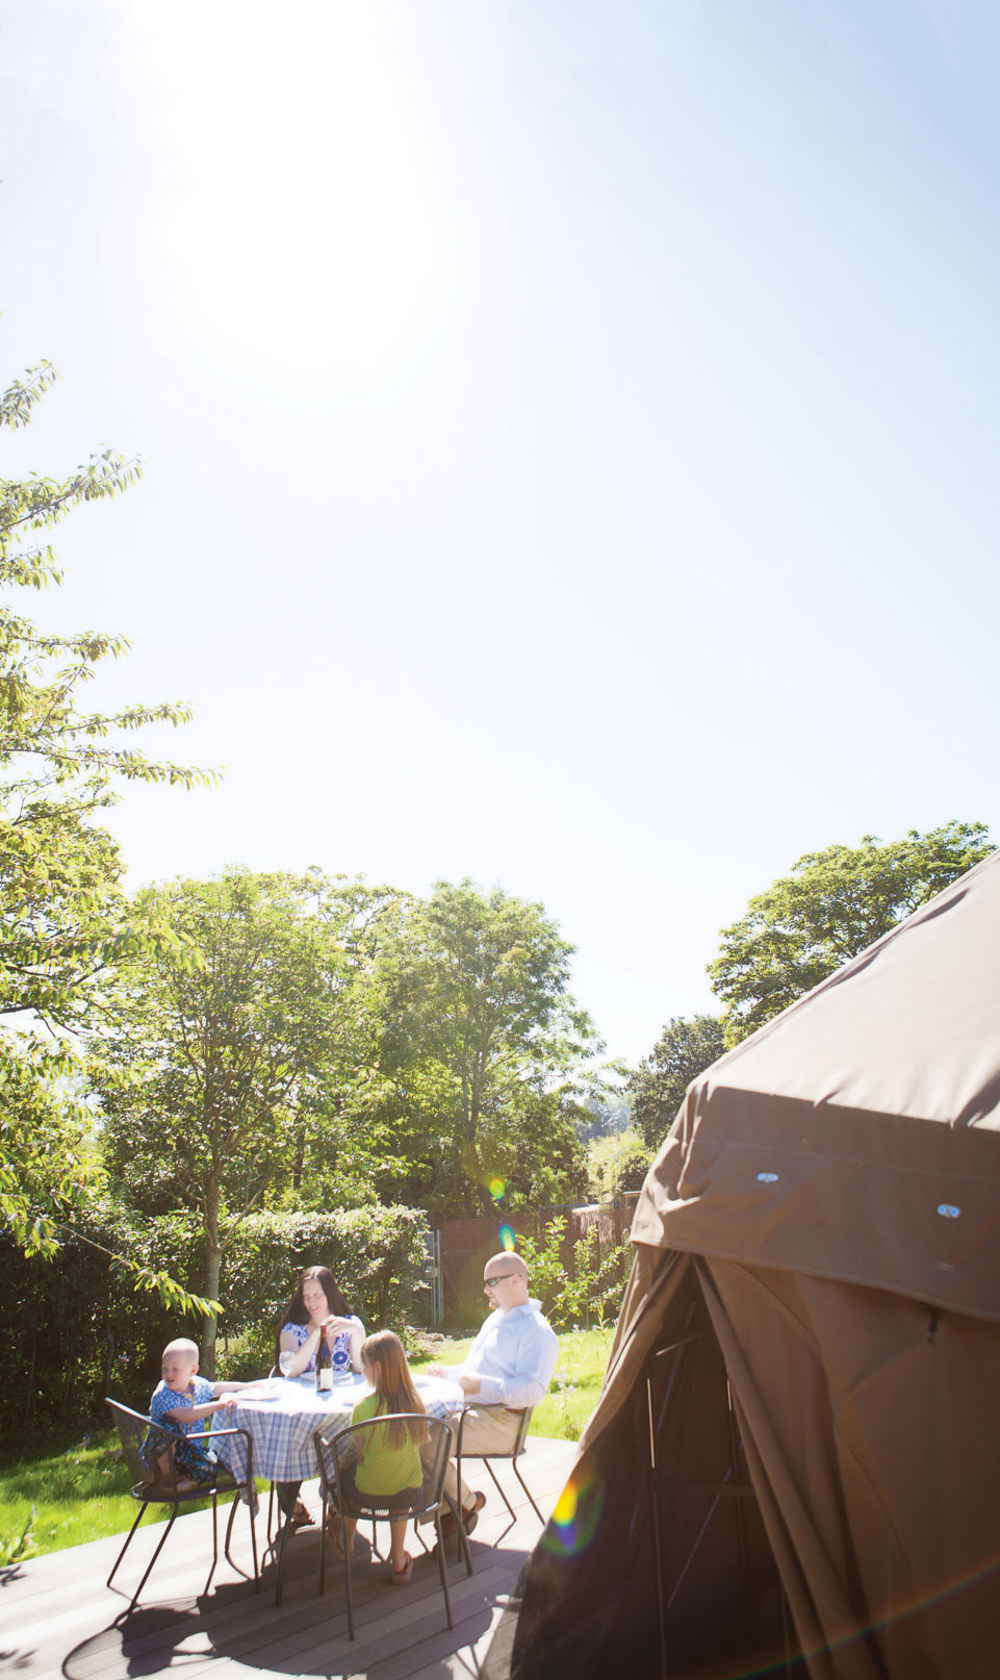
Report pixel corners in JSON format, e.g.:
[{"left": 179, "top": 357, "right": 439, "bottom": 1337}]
[{"left": 0, "top": 1435, "right": 575, "bottom": 1680}]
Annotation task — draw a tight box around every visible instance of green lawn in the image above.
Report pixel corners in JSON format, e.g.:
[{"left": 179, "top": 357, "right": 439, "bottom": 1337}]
[
  {"left": 0, "top": 1433, "right": 182, "bottom": 1559},
  {"left": 1, "top": 1328, "right": 611, "bottom": 1562}
]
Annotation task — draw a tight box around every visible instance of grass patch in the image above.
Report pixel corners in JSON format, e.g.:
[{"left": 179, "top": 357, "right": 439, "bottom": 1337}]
[
  {"left": 3, "top": 1328, "right": 612, "bottom": 1561},
  {"left": 0, "top": 1432, "right": 248, "bottom": 1562},
  {"left": 413, "top": 1325, "right": 612, "bottom": 1441}
]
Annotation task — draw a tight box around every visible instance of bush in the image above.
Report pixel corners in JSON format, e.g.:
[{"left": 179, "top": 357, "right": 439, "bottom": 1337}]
[
  {"left": 0, "top": 1202, "right": 429, "bottom": 1442},
  {"left": 586, "top": 1128, "right": 651, "bottom": 1202},
  {"left": 216, "top": 1207, "right": 430, "bottom": 1341},
  {"left": 0, "top": 1207, "right": 185, "bottom": 1443},
  {"left": 516, "top": 1215, "right": 628, "bottom": 1331}
]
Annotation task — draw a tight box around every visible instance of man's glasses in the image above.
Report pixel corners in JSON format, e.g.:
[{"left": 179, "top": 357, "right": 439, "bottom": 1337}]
[{"left": 483, "top": 1273, "right": 518, "bottom": 1290}]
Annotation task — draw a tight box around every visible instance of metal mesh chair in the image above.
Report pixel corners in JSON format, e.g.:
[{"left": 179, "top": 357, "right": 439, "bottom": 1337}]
[
  {"left": 455, "top": 1404, "right": 543, "bottom": 1544},
  {"left": 312, "top": 1412, "right": 470, "bottom": 1640},
  {"left": 105, "top": 1399, "right": 259, "bottom": 1611}
]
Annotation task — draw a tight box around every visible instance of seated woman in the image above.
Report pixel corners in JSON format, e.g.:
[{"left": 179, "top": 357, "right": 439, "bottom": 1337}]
[
  {"left": 276, "top": 1265, "right": 365, "bottom": 1379},
  {"left": 273, "top": 1265, "right": 365, "bottom": 1525}
]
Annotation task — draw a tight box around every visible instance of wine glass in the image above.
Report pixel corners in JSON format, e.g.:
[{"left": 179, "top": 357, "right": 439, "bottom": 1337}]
[{"left": 278, "top": 1350, "right": 296, "bottom": 1380}]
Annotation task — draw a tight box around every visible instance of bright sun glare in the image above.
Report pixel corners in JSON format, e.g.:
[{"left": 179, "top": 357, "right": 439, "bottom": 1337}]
[{"left": 135, "top": 3, "right": 434, "bottom": 372}]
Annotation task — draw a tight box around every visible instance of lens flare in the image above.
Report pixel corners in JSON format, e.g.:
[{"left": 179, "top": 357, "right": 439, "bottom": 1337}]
[
  {"left": 542, "top": 1467, "right": 603, "bottom": 1558},
  {"left": 553, "top": 1482, "right": 578, "bottom": 1525},
  {"left": 498, "top": 1224, "right": 516, "bottom": 1251},
  {"left": 489, "top": 1176, "right": 506, "bottom": 1202}
]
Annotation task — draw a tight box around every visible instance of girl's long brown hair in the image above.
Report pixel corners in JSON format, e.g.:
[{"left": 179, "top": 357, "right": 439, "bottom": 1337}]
[
  {"left": 361, "top": 1330, "right": 426, "bottom": 1448},
  {"left": 274, "top": 1266, "right": 350, "bottom": 1369}
]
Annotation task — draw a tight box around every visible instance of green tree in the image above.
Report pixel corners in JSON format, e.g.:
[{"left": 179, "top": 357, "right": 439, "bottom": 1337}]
[
  {"left": 587, "top": 1127, "right": 651, "bottom": 1202},
  {"left": 295, "top": 877, "right": 417, "bottom": 1209},
  {"left": 390, "top": 880, "right": 600, "bottom": 1215},
  {"left": 96, "top": 870, "right": 345, "bottom": 1372},
  {"left": 0, "top": 360, "right": 211, "bottom": 1260},
  {"left": 709, "top": 822, "right": 994, "bottom": 1046},
  {"left": 629, "top": 1014, "right": 726, "bottom": 1150}
]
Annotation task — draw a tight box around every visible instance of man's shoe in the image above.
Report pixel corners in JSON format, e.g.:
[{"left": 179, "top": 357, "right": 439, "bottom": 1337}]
[
  {"left": 463, "top": 1489, "right": 487, "bottom": 1535},
  {"left": 437, "top": 1490, "right": 486, "bottom": 1546}
]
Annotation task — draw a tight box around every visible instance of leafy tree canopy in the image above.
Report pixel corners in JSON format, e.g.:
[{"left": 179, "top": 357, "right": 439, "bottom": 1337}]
[
  {"left": 390, "top": 880, "right": 601, "bottom": 1214},
  {"left": 629, "top": 1014, "right": 726, "bottom": 1150},
  {"left": 96, "top": 869, "right": 377, "bottom": 1368},
  {"left": 587, "top": 1126, "right": 651, "bottom": 1202},
  {"left": 0, "top": 360, "right": 213, "bottom": 1270},
  {"left": 0, "top": 363, "right": 213, "bottom": 1035},
  {"left": 708, "top": 821, "right": 994, "bottom": 1046}
]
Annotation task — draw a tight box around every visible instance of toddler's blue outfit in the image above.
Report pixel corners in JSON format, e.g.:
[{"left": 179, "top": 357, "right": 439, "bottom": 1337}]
[{"left": 146, "top": 1376, "right": 220, "bottom": 1485}]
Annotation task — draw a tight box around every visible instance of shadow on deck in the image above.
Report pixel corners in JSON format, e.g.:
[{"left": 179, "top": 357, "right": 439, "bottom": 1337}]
[{"left": 1, "top": 1435, "right": 576, "bottom": 1680}]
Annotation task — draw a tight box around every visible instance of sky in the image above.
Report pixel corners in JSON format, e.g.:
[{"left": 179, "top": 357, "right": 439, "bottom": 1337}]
[{"left": 3, "top": 0, "right": 999, "bottom": 1066}]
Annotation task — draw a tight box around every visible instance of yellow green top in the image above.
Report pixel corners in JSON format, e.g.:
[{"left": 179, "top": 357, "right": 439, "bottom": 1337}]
[{"left": 350, "top": 1394, "right": 423, "bottom": 1496}]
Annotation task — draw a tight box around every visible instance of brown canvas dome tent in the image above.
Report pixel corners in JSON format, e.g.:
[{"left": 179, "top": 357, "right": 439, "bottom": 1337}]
[{"left": 491, "top": 851, "right": 1000, "bottom": 1680}]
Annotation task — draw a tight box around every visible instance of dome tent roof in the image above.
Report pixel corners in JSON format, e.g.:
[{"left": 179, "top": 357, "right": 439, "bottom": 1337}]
[{"left": 632, "top": 848, "right": 1000, "bottom": 1321}]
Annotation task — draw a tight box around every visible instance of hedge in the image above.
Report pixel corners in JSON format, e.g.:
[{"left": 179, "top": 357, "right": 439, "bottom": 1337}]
[{"left": 0, "top": 1203, "right": 429, "bottom": 1444}]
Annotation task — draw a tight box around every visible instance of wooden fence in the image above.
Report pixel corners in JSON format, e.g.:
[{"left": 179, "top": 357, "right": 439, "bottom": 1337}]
[{"left": 429, "top": 1202, "right": 634, "bottom": 1328}]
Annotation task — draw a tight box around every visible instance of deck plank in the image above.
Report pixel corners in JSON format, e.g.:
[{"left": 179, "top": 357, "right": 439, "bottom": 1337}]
[{"left": 0, "top": 1436, "right": 575, "bottom": 1680}]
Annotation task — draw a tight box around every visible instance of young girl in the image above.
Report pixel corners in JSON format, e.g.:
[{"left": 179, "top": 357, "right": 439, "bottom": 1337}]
[
  {"left": 146, "top": 1337, "right": 246, "bottom": 1491},
  {"left": 335, "top": 1330, "right": 427, "bottom": 1586}
]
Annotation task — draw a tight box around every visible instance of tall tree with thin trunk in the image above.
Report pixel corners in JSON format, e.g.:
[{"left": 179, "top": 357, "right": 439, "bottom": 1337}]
[
  {"left": 97, "top": 870, "right": 342, "bottom": 1373},
  {"left": 391, "top": 880, "right": 599, "bottom": 1215},
  {"left": 0, "top": 358, "right": 212, "bottom": 1263}
]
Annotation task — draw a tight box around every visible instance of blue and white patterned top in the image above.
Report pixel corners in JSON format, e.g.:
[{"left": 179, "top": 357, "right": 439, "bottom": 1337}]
[
  {"left": 149, "top": 1374, "right": 215, "bottom": 1439},
  {"left": 281, "top": 1316, "right": 358, "bottom": 1375}
]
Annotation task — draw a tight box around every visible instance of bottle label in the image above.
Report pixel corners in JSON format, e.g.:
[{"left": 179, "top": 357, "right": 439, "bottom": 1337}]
[{"left": 319, "top": 1366, "right": 333, "bottom": 1391}]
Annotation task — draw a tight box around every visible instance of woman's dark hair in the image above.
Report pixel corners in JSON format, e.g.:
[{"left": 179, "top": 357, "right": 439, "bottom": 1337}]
[{"left": 274, "top": 1266, "right": 349, "bottom": 1367}]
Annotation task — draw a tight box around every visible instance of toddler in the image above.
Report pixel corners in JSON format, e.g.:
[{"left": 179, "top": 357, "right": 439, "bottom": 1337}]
[{"left": 145, "top": 1337, "right": 246, "bottom": 1491}]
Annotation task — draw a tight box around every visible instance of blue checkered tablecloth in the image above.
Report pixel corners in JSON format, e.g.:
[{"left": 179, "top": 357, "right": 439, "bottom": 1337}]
[{"left": 218, "top": 1371, "right": 464, "bottom": 1488}]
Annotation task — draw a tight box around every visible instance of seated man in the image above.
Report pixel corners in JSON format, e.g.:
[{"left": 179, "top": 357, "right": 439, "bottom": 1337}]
[{"left": 427, "top": 1250, "right": 558, "bottom": 1534}]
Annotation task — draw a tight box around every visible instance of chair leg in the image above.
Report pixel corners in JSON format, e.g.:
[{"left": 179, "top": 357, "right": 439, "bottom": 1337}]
[
  {"left": 274, "top": 1510, "right": 294, "bottom": 1607},
  {"left": 343, "top": 1510, "right": 355, "bottom": 1641},
  {"left": 223, "top": 1490, "right": 259, "bottom": 1588},
  {"left": 442, "top": 1490, "right": 474, "bottom": 1576},
  {"left": 484, "top": 1459, "right": 517, "bottom": 1523},
  {"left": 204, "top": 1493, "right": 219, "bottom": 1597},
  {"left": 432, "top": 1510, "right": 455, "bottom": 1630},
  {"left": 126, "top": 1503, "right": 181, "bottom": 1612},
  {"left": 457, "top": 1510, "right": 474, "bottom": 1578},
  {"left": 106, "top": 1500, "right": 148, "bottom": 1590},
  {"left": 512, "top": 1456, "right": 545, "bottom": 1525},
  {"left": 318, "top": 1492, "right": 327, "bottom": 1596}
]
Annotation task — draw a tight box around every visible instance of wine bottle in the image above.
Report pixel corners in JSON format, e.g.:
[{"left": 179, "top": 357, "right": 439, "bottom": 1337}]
[{"left": 315, "top": 1324, "right": 333, "bottom": 1393}]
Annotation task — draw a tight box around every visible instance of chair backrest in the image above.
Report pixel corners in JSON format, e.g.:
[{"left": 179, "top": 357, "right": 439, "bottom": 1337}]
[
  {"left": 106, "top": 1398, "right": 176, "bottom": 1490},
  {"left": 458, "top": 1404, "right": 534, "bottom": 1459},
  {"left": 314, "top": 1412, "right": 453, "bottom": 1518},
  {"left": 510, "top": 1406, "right": 534, "bottom": 1456}
]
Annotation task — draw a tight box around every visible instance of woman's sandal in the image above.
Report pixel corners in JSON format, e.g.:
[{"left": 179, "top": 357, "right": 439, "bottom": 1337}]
[
  {"left": 290, "top": 1499, "right": 313, "bottom": 1529},
  {"left": 391, "top": 1553, "right": 413, "bottom": 1586}
]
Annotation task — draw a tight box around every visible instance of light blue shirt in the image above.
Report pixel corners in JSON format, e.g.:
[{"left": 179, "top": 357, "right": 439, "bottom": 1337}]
[{"left": 464, "top": 1297, "right": 558, "bottom": 1410}]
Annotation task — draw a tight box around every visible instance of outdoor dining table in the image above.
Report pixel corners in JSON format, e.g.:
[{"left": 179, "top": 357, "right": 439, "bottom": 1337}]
[
  {"left": 222, "top": 1369, "right": 466, "bottom": 1603},
  {"left": 230, "top": 1369, "right": 465, "bottom": 1486}
]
